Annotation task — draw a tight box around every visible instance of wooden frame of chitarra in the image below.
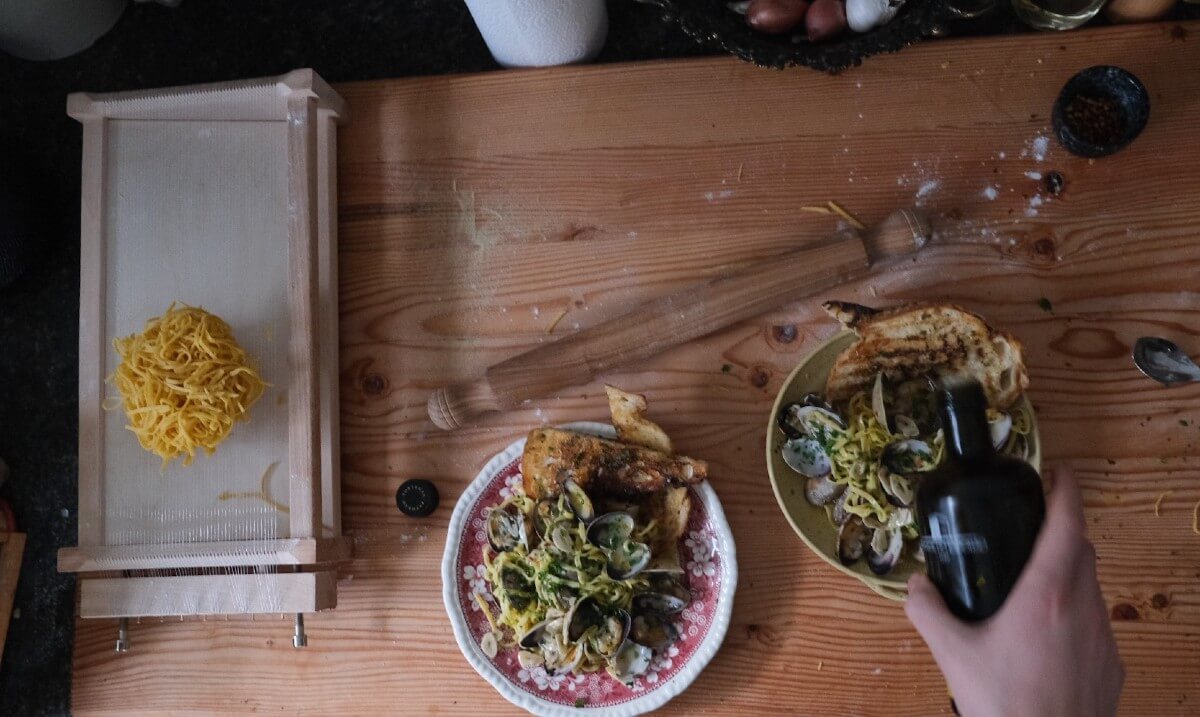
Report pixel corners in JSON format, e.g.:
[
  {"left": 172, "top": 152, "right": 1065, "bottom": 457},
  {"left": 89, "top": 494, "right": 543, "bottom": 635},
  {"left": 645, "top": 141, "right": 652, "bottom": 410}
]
[{"left": 58, "top": 71, "right": 348, "bottom": 618}]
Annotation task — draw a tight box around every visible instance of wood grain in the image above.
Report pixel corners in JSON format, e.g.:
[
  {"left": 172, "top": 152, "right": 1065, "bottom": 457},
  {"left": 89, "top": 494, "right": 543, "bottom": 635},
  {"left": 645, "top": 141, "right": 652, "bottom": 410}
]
[
  {"left": 75, "top": 21, "right": 1200, "bottom": 716},
  {"left": 72, "top": 105, "right": 107, "bottom": 546},
  {"left": 427, "top": 211, "right": 928, "bottom": 429},
  {"left": 287, "top": 92, "right": 323, "bottom": 540}
]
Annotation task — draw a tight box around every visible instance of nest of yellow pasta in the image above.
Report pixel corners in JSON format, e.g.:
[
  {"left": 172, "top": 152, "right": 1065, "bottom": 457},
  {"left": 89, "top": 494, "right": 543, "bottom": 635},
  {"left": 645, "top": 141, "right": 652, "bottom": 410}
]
[{"left": 110, "top": 303, "right": 266, "bottom": 468}]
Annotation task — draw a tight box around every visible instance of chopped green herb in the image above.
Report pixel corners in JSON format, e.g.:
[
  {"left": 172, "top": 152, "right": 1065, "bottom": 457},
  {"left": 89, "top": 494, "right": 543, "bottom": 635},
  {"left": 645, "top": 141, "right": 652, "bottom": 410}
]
[
  {"left": 575, "top": 697, "right": 588, "bottom": 708},
  {"left": 721, "top": 363, "right": 732, "bottom": 373},
  {"left": 1037, "top": 297, "right": 1053, "bottom": 312}
]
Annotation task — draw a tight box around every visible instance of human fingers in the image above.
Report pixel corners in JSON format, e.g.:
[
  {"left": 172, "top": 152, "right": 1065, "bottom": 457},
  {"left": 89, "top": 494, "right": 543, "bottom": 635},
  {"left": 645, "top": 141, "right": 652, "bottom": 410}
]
[
  {"left": 905, "top": 572, "right": 971, "bottom": 654},
  {"left": 1025, "top": 466, "right": 1087, "bottom": 581}
]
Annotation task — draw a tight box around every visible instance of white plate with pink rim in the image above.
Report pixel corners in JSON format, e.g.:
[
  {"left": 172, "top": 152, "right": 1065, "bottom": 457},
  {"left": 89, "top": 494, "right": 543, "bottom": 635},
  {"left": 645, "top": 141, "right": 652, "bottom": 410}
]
[{"left": 441, "top": 422, "right": 738, "bottom": 717}]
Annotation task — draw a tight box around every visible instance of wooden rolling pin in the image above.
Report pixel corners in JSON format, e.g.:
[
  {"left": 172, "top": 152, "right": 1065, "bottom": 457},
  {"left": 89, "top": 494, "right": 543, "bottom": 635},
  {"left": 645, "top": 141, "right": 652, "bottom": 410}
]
[{"left": 427, "top": 208, "right": 931, "bottom": 430}]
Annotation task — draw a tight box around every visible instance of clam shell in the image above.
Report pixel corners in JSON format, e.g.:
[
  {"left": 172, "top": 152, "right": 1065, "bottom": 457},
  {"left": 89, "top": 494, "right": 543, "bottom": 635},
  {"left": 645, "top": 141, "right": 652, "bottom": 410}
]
[
  {"left": 783, "top": 437, "right": 833, "bottom": 479},
  {"left": 607, "top": 640, "right": 653, "bottom": 685}
]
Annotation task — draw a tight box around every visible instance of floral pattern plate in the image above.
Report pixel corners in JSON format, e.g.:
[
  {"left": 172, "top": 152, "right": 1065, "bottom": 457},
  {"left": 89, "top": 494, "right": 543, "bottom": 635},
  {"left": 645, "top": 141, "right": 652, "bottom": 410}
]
[{"left": 441, "top": 422, "right": 737, "bottom": 716}]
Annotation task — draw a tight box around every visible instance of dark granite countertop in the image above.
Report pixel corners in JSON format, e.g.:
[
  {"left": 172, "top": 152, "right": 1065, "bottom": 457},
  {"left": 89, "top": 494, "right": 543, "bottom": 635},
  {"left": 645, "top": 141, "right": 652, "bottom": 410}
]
[{"left": 0, "top": 1, "right": 1192, "bottom": 714}]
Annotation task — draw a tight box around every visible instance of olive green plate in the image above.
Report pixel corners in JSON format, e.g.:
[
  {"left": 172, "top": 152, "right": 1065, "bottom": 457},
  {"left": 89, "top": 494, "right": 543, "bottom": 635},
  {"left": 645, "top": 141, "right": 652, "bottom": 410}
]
[{"left": 765, "top": 331, "right": 1042, "bottom": 601}]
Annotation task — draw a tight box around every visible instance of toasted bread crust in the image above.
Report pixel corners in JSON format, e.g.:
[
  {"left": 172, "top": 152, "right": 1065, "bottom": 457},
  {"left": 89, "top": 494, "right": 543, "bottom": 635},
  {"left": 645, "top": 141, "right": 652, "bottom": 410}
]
[
  {"left": 605, "top": 385, "right": 673, "bottom": 454},
  {"left": 822, "top": 302, "right": 1029, "bottom": 408},
  {"left": 521, "top": 428, "right": 706, "bottom": 500}
]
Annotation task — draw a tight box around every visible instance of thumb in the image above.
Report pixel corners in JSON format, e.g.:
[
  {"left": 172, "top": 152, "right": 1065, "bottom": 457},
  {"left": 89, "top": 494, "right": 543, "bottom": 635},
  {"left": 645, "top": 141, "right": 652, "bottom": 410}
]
[{"left": 905, "top": 573, "right": 969, "bottom": 655}]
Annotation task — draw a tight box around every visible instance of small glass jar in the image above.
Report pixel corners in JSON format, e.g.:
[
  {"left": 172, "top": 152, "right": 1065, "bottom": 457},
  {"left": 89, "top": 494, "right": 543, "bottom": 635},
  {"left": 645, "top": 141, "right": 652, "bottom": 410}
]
[{"left": 1011, "top": 0, "right": 1106, "bottom": 29}]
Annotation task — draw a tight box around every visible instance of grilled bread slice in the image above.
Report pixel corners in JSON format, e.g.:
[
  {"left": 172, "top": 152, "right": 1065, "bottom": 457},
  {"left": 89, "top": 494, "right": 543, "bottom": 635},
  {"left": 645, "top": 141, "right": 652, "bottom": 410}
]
[
  {"left": 605, "top": 385, "right": 673, "bottom": 454},
  {"left": 521, "top": 427, "right": 706, "bottom": 500},
  {"left": 823, "top": 301, "right": 1029, "bottom": 408}
]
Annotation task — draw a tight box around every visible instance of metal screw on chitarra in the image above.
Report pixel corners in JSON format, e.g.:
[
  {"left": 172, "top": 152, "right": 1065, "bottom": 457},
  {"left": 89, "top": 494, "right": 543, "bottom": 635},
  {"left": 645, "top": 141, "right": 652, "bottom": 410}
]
[
  {"left": 115, "top": 617, "right": 129, "bottom": 652},
  {"left": 293, "top": 613, "right": 308, "bottom": 648}
]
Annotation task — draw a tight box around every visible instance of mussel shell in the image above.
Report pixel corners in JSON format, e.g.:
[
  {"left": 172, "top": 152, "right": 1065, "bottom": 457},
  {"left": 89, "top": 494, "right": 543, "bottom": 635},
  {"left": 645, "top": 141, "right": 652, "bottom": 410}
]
[
  {"left": 804, "top": 474, "right": 844, "bottom": 506},
  {"left": 782, "top": 437, "right": 833, "bottom": 478},
  {"left": 486, "top": 505, "right": 529, "bottom": 553},
  {"left": 629, "top": 610, "right": 680, "bottom": 650},
  {"left": 632, "top": 591, "right": 687, "bottom": 615},
  {"left": 607, "top": 640, "right": 653, "bottom": 685},
  {"left": 586, "top": 512, "right": 635, "bottom": 551},
  {"left": 563, "top": 478, "right": 595, "bottom": 522},
  {"left": 882, "top": 439, "right": 936, "bottom": 474},
  {"left": 867, "top": 527, "right": 904, "bottom": 576},
  {"left": 837, "top": 517, "right": 870, "bottom": 566}
]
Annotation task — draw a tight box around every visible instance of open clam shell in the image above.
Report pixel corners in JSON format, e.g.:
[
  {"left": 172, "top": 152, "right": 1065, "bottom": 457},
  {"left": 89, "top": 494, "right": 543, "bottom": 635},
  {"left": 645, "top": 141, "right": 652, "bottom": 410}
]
[
  {"left": 783, "top": 437, "right": 833, "bottom": 479},
  {"left": 777, "top": 400, "right": 845, "bottom": 440},
  {"left": 587, "top": 512, "right": 652, "bottom": 580},
  {"left": 630, "top": 609, "right": 681, "bottom": 650},
  {"left": 881, "top": 439, "right": 936, "bottom": 474},
  {"left": 563, "top": 478, "right": 595, "bottom": 522},
  {"left": 837, "top": 516, "right": 870, "bottom": 566},
  {"left": 486, "top": 505, "right": 529, "bottom": 553},
  {"left": 607, "top": 639, "right": 653, "bottom": 685},
  {"left": 867, "top": 527, "right": 903, "bottom": 576},
  {"left": 804, "top": 474, "right": 844, "bottom": 506}
]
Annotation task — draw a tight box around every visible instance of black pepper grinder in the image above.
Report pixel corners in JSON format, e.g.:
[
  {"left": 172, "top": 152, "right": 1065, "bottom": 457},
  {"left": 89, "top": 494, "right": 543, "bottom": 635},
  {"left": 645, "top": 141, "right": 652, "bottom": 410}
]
[{"left": 916, "top": 379, "right": 1045, "bottom": 622}]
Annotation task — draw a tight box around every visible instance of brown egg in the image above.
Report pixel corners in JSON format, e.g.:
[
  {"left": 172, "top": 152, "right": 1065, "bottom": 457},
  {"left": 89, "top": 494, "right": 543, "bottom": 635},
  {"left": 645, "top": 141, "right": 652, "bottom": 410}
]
[
  {"left": 806, "top": 0, "right": 847, "bottom": 41},
  {"left": 746, "top": 0, "right": 810, "bottom": 34}
]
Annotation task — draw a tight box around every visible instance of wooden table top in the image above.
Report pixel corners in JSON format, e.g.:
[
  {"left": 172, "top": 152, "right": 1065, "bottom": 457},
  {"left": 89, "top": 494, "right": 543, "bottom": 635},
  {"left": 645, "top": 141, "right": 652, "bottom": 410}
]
[{"left": 74, "top": 20, "right": 1200, "bottom": 716}]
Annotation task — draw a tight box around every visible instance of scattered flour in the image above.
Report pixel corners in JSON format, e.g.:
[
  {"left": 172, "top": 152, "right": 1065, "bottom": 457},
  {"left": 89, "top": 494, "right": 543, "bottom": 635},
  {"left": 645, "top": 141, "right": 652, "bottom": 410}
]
[
  {"left": 896, "top": 159, "right": 943, "bottom": 207},
  {"left": 704, "top": 189, "right": 735, "bottom": 202},
  {"left": 1024, "top": 170, "right": 1043, "bottom": 180},
  {"left": 1021, "top": 135, "right": 1051, "bottom": 162},
  {"left": 998, "top": 151, "right": 1006, "bottom": 159},
  {"left": 981, "top": 185, "right": 999, "bottom": 201},
  {"left": 916, "top": 180, "right": 940, "bottom": 199}
]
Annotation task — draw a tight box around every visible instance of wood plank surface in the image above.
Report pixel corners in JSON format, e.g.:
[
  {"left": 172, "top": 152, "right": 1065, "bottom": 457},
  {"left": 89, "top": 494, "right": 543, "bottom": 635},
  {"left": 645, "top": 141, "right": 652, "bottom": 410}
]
[{"left": 74, "top": 20, "right": 1200, "bottom": 715}]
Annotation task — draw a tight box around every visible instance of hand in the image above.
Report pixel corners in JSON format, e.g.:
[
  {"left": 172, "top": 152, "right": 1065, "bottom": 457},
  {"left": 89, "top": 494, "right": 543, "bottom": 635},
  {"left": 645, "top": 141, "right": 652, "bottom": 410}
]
[{"left": 905, "top": 467, "right": 1124, "bottom": 717}]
